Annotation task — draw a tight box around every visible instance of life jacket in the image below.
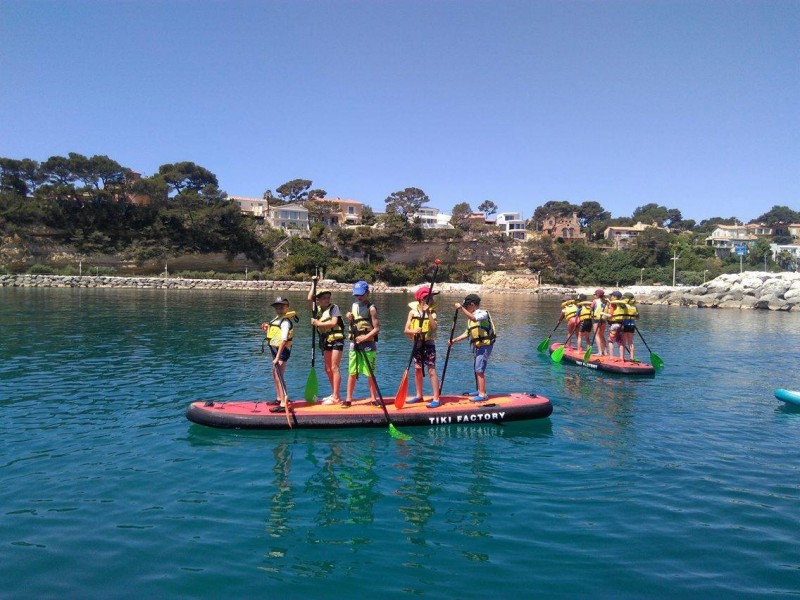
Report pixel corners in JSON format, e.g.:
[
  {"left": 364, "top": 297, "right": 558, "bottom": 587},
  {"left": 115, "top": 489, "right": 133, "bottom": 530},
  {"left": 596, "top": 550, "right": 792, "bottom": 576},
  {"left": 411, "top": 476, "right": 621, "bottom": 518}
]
[
  {"left": 591, "top": 299, "right": 607, "bottom": 321},
  {"left": 350, "top": 302, "right": 378, "bottom": 341},
  {"left": 561, "top": 300, "right": 578, "bottom": 320},
  {"left": 624, "top": 300, "right": 638, "bottom": 321},
  {"left": 407, "top": 301, "right": 437, "bottom": 342},
  {"left": 608, "top": 300, "right": 626, "bottom": 324},
  {"left": 467, "top": 311, "right": 496, "bottom": 347},
  {"left": 314, "top": 304, "right": 344, "bottom": 344},
  {"left": 265, "top": 311, "right": 297, "bottom": 348},
  {"left": 577, "top": 301, "right": 593, "bottom": 321}
]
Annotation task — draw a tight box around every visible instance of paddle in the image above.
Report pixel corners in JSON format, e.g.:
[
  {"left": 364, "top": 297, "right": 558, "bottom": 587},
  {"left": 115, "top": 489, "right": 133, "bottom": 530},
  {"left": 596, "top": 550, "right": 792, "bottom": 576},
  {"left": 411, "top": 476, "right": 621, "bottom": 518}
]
[
  {"left": 349, "top": 320, "right": 411, "bottom": 441},
  {"left": 395, "top": 259, "right": 441, "bottom": 409},
  {"left": 537, "top": 319, "right": 562, "bottom": 353},
  {"left": 551, "top": 329, "right": 575, "bottom": 363},
  {"left": 304, "top": 270, "right": 319, "bottom": 402},
  {"left": 437, "top": 308, "right": 459, "bottom": 395},
  {"left": 634, "top": 326, "right": 664, "bottom": 369},
  {"left": 583, "top": 320, "right": 598, "bottom": 362},
  {"left": 274, "top": 361, "right": 293, "bottom": 429}
]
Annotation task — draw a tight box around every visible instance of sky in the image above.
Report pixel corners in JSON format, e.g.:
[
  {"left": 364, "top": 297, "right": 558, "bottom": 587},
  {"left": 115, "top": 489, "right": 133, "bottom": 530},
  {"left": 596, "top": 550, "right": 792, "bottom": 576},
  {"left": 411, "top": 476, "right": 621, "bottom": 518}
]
[{"left": 1, "top": 0, "right": 798, "bottom": 224}]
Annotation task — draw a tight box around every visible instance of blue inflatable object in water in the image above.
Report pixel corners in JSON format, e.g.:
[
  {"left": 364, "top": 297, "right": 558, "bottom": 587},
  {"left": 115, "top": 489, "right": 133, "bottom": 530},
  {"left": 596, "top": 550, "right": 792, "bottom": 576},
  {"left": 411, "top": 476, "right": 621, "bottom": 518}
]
[{"left": 775, "top": 389, "right": 800, "bottom": 406}]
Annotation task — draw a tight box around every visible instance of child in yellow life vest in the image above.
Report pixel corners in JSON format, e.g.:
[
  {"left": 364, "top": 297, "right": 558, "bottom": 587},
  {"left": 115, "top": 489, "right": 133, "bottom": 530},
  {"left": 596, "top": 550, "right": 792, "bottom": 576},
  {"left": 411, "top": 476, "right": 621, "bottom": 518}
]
[
  {"left": 575, "top": 294, "right": 592, "bottom": 352},
  {"left": 403, "top": 285, "right": 441, "bottom": 408},
  {"left": 589, "top": 289, "right": 608, "bottom": 356},
  {"left": 262, "top": 297, "right": 298, "bottom": 413},
  {"left": 450, "top": 293, "right": 496, "bottom": 403},
  {"left": 621, "top": 292, "right": 638, "bottom": 361},
  {"left": 308, "top": 276, "right": 344, "bottom": 405},
  {"left": 557, "top": 296, "right": 579, "bottom": 349},
  {"left": 605, "top": 291, "right": 626, "bottom": 359},
  {"left": 344, "top": 280, "right": 380, "bottom": 408}
]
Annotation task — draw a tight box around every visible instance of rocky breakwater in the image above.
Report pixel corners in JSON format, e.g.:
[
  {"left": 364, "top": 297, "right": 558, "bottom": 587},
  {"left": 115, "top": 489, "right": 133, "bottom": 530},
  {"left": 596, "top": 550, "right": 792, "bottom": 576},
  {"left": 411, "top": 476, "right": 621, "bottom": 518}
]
[
  {"left": 0, "top": 274, "right": 316, "bottom": 291},
  {"left": 644, "top": 272, "right": 800, "bottom": 311}
]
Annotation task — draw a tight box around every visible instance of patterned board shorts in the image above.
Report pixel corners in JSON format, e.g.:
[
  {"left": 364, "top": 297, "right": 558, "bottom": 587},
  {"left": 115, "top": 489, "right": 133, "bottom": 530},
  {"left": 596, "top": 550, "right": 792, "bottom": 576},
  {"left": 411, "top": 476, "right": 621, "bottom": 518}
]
[{"left": 413, "top": 343, "right": 437, "bottom": 369}]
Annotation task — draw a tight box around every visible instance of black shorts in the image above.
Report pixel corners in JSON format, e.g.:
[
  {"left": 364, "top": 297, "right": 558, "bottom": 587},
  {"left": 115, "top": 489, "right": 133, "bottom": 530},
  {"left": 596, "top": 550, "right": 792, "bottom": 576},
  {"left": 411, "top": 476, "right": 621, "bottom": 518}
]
[
  {"left": 270, "top": 346, "right": 291, "bottom": 362},
  {"left": 580, "top": 320, "right": 592, "bottom": 332},
  {"left": 321, "top": 340, "right": 345, "bottom": 352},
  {"left": 623, "top": 325, "right": 635, "bottom": 333}
]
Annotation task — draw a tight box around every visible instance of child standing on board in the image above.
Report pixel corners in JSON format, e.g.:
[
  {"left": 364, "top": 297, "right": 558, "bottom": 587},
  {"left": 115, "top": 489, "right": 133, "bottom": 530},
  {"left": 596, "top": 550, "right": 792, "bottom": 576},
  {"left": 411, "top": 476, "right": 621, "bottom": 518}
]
[
  {"left": 449, "top": 293, "right": 496, "bottom": 403},
  {"left": 557, "top": 295, "right": 579, "bottom": 348},
  {"left": 403, "top": 285, "right": 442, "bottom": 408},
  {"left": 262, "top": 297, "right": 298, "bottom": 413},
  {"left": 575, "top": 294, "right": 592, "bottom": 352},
  {"left": 590, "top": 289, "right": 608, "bottom": 356},
  {"left": 308, "top": 276, "right": 344, "bottom": 404},
  {"left": 344, "top": 280, "right": 380, "bottom": 408},
  {"left": 621, "top": 292, "right": 638, "bottom": 361}
]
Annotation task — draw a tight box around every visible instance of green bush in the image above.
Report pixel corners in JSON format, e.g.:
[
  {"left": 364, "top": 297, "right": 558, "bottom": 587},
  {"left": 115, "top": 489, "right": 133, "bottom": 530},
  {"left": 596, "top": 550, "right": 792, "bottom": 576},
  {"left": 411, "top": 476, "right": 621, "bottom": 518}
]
[{"left": 27, "top": 263, "right": 55, "bottom": 274}]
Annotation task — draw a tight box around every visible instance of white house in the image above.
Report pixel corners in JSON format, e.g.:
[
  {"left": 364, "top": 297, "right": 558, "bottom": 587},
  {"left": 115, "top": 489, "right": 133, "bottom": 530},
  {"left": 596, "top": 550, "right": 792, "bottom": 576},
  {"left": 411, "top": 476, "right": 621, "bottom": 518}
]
[
  {"left": 706, "top": 224, "right": 757, "bottom": 257},
  {"left": 495, "top": 212, "right": 526, "bottom": 240},
  {"left": 267, "top": 203, "right": 310, "bottom": 235},
  {"left": 411, "top": 206, "right": 453, "bottom": 229}
]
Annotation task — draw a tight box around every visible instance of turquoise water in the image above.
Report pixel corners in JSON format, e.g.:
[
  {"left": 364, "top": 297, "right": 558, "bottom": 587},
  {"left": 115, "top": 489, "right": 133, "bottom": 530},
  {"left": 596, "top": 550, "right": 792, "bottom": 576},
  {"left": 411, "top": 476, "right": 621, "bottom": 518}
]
[{"left": 2, "top": 287, "right": 800, "bottom": 598}]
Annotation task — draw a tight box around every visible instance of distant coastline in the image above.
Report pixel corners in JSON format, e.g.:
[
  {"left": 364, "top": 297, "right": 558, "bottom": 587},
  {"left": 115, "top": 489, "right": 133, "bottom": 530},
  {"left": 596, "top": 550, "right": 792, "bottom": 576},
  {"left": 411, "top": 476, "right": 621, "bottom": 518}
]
[{"left": 4, "top": 272, "right": 799, "bottom": 311}]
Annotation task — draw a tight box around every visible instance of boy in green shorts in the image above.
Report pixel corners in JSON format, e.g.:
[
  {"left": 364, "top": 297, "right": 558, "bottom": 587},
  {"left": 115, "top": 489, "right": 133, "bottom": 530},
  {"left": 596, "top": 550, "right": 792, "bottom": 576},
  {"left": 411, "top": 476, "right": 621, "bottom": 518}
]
[{"left": 343, "top": 280, "right": 380, "bottom": 408}]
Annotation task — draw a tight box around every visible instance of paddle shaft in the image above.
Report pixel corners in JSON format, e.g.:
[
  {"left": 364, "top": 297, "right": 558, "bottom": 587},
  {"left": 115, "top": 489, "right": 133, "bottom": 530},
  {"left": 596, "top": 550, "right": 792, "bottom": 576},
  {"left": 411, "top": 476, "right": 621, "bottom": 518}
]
[
  {"left": 348, "top": 320, "right": 405, "bottom": 436},
  {"left": 634, "top": 326, "right": 654, "bottom": 353},
  {"left": 438, "top": 308, "right": 459, "bottom": 395},
  {"left": 273, "top": 360, "right": 292, "bottom": 429},
  {"left": 311, "top": 270, "right": 318, "bottom": 367}
]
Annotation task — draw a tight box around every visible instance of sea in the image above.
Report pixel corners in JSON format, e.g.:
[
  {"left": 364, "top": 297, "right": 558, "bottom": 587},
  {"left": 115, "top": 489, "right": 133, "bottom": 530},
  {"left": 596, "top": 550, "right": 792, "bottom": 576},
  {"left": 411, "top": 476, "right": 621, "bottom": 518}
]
[{"left": 1, "top": 287, "right": 799, "bottom": 599}]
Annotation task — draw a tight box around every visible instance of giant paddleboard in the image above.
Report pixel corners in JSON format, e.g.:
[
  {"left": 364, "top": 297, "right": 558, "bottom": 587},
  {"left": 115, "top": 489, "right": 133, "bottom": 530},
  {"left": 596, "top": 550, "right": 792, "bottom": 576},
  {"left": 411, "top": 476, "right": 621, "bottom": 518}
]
[
  {"left": 186, "top": 392, "right": 552, "bottom": 430},
  {"left": 549, "top": 342, "right": 656, "bottom": 376},
  {"left": 775, "top": 389, "right": 800, "bottom": 406}
]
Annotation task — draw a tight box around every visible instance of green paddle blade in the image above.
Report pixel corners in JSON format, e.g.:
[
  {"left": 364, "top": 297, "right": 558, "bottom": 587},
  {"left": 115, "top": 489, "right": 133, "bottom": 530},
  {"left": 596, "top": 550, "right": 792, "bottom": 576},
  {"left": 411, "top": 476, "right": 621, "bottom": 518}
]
[
  {"left": 551, "top": 345, "right": 566, "bottom": 363},
  {"left": 304, "top": 368, "right": 318, "bottom": 402},
  {"left": 651, "top": 352, "right": 665, "bottom": 370},
  {"left": 389, "top": 423, "right": 412, "bottom": 441},
  {"left": 537, "top": 337, "right": 551, "bottom": 353},
  {"left": 583, "top": 346, "right": 593, "bottom": 362}
]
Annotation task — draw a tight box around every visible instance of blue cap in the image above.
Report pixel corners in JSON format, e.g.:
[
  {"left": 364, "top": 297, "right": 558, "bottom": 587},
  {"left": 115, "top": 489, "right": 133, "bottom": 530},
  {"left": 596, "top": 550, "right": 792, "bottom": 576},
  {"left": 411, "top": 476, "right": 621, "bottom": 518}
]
[{"left": 352, "top": 280, "right": 369, "bottom": 296}]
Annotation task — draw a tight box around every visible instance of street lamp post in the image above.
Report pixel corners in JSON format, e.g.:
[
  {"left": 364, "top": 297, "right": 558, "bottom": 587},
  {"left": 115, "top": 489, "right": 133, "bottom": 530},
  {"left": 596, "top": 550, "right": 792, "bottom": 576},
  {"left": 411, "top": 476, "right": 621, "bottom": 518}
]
[
  {"left": 671, "top": 249, "right": 680, "bottom": 287},
  {"left": 640, "top": 268, "right": 644, "bottom": 285},
  {"left": 703, "top": 269, "right": 709, "bottom": 284}
]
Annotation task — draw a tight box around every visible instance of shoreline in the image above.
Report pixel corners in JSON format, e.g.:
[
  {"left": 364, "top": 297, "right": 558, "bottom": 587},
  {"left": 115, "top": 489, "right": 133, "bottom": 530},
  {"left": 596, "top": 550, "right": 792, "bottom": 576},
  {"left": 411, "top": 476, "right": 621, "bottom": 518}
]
[
  {"left": 3, "top": 273, "right": 798, "bottom": 311},
  {"left": 0, "top": 273, "right": 685, "bottom": 300}
]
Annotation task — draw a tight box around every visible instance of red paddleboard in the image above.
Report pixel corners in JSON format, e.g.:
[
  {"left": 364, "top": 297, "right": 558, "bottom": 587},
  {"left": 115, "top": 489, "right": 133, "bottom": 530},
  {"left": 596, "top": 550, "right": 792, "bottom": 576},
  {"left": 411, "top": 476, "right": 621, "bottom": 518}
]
[
  {"left": 549, "top": 342, "right": 656, "bottom": 376},
  {"left": 186, "top": 392, "right": 552, "bottom": 430}
]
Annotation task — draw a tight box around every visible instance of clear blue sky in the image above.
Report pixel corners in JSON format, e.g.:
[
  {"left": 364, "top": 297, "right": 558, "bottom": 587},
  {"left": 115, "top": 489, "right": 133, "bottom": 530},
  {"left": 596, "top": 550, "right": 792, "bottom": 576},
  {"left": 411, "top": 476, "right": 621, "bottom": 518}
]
[{"left": 1, "top": 0, "right": 797, "bottom": 224}]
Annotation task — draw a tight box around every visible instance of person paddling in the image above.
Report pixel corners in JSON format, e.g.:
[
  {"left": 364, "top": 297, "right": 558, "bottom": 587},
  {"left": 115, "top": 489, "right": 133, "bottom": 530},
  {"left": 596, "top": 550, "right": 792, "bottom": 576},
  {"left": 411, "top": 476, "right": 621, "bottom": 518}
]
[
  {"left": 262, "top": 297, "right": 298, "bottom": 413},
  {"left": 403, "top": 285, "right": 442, "bottom": 408},
  {"left": 308, "top": 277, "right": 344, "bottom": 404},
  {"left": 450, "top": 293, "right": 496, "bottom": 403},
  {"left": 344, "top": 280, "right": 380, "bottom": 408}
]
